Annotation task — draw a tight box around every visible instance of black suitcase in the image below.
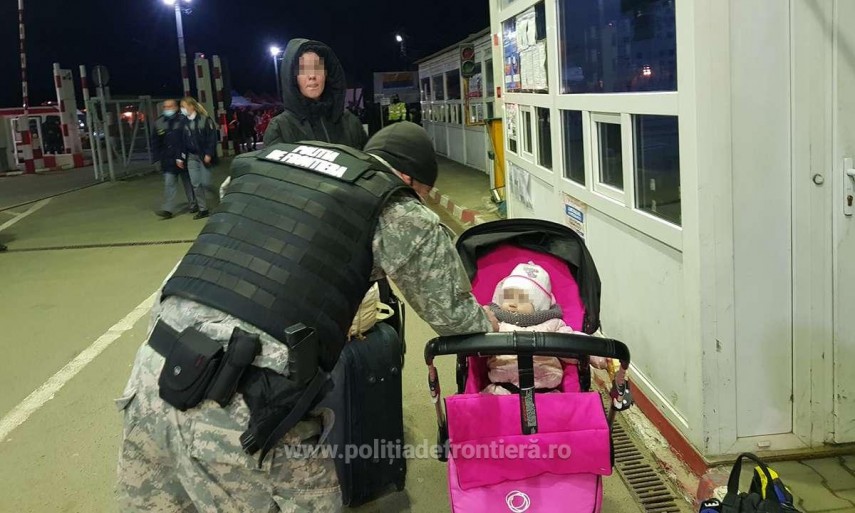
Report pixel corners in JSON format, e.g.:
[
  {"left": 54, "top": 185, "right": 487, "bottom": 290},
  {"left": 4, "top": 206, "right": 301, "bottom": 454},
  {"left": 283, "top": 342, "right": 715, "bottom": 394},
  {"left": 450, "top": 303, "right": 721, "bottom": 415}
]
[{"left": 321, "top": 321, "right": 406, "bottom": 507}]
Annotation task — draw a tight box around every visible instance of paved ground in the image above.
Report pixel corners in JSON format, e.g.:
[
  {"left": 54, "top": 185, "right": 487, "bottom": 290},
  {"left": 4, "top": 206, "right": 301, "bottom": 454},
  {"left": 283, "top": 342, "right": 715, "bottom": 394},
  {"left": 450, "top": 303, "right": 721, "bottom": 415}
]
[{"left": 0, "top": 160, "right": 643, "bottom": 512}]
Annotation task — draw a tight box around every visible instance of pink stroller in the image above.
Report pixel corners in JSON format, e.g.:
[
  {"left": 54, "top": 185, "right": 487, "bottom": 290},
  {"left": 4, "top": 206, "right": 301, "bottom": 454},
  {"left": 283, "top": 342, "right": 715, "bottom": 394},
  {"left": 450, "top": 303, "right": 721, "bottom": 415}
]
[{"left": 424, "top": 219, "right": 632, "bottom": 513}]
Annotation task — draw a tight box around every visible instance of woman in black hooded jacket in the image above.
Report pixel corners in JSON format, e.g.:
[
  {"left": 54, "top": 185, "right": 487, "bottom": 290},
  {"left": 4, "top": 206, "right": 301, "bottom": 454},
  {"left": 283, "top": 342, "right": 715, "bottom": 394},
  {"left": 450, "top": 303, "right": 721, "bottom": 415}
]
[{"left": 264, "top": 39, "right": 368, "bottom": 150}]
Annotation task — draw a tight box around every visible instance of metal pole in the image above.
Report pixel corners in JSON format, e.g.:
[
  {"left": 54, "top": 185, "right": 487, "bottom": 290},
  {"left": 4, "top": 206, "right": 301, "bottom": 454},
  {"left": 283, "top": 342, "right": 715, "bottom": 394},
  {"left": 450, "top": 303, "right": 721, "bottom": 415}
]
[
  {"left": 115, "top": 103, "right": 128, "bottom": 166},
  {"left": 80, "top": 65, "right": 102, "bottom": 180},
  {"left": 142, "top": 96, "right": 154, "bottom": 166},
  {"left": 98, "top": 85, "right": 116, "bottom": 181},
  {"left": 174, "top": 3, "right": 191, "bottom": 97},
  {"left": 273, "top": 54, "right": 281, "bottom": 101}
]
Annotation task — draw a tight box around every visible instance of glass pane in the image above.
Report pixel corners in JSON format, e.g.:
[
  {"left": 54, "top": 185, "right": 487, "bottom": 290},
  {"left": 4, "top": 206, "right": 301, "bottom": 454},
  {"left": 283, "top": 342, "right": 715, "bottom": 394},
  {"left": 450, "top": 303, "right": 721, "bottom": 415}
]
[
  {"left": 635, "top": 115, "right": 681, "bottom": 225},
  {"left": 523, "top": 111, "right": 533, "bottom": 154},
  {"left": 536, "top": 108, "right": 552, "bottom": 170},
  {"left": 486, "top": 101, "right": 494, "bottom": 120},
  {"left": 421, "top": 78, "right": 431, "bottom": 101},
  {"left": 433, "top": 76, "right": 445, "bottom": 100},
  {"left": 446, "top": 70, "right": 462, "bottom": 100},
  {"left": 558, "top": 0, "right": 677, "bottom": 94},
  {"left": 562, "top": 111, "right": 584, "bottom": 184},
  {"left": 467, "top": 64, "right": 484, "bottom": 99},
  {"left": 598, "top": 122, "right": 623, "bottom": 190},
  {"left": 485, "top": 59, "right": 495, "bottom": 97},
  {"left": 503, "top": 3, "right": 550, "bottom": 94}
]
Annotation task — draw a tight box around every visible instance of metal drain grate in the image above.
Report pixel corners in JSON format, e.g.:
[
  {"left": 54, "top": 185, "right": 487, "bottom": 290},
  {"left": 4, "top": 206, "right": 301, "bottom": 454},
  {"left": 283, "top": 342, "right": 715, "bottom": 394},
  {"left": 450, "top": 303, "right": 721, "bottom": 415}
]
[
  {"left": 612, "top": 412, "right": 685, "bottom": 512},
  {"left": 4, "top": 239, "right": 197, "bottom": 253}
]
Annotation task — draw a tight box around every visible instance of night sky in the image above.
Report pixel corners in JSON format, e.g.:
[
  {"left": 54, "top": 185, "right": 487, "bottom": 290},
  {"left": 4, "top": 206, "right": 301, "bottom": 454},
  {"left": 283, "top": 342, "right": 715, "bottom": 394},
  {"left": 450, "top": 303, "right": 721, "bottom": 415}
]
[{"left": 0, "top": 0, "right": 488, "bottom": 107}]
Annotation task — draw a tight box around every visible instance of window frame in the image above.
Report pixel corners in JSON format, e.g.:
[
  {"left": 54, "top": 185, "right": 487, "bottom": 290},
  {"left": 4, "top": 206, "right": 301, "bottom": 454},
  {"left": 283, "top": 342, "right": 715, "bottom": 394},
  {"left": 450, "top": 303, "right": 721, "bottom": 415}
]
[
  {"left": 520, "top": 106, "right": 536, "bottom": 162},
  {"left": 590, "top": 112, "right": 629, "bottom": 204}
]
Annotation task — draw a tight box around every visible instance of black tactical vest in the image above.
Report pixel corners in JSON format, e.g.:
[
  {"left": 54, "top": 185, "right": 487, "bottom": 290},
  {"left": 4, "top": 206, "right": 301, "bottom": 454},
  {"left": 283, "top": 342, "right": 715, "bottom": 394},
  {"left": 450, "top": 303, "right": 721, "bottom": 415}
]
[{"left": 162, "top": 142, "right": 414, "bottom": 370}]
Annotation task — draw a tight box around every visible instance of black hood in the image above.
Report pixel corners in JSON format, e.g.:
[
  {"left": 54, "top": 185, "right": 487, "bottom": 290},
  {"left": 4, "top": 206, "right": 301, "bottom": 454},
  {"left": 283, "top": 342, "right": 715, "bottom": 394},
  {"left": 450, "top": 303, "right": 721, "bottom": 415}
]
[{"left": 280, "top": 38, "right": 347, "bottom": 123}]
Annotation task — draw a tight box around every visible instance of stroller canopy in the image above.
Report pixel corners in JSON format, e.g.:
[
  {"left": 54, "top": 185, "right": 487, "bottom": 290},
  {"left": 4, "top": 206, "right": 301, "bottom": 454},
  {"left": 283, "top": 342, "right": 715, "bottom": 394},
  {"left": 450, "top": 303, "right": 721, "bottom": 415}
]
[{"left": 455, "top": 219, "right": 602, "bottom": 334}]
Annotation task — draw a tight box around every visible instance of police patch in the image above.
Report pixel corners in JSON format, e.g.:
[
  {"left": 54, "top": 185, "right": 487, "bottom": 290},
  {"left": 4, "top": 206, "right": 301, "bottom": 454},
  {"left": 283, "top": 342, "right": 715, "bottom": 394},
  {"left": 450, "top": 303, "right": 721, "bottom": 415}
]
[{"left": 262, "top": 145, "right": 348, "bottom": 178}]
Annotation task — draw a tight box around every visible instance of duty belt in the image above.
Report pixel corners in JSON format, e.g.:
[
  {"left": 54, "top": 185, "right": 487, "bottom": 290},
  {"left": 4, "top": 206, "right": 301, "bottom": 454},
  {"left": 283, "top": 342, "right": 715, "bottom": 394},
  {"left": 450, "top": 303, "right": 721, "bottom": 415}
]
[{"left": 148, "top": 319, "right": 330, "bottom": 467}]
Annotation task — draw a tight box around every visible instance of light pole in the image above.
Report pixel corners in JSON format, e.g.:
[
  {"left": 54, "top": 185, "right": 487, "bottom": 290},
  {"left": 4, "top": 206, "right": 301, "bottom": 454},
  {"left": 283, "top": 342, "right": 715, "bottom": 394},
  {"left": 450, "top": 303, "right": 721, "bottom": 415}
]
[
  {"left": 270, "top": 45, "right": 282, "bottom": 100},
  {"left": 164, "top": 0, "right": 192, "bottom": 97},
  {"left": 395, "top": 33, "right": 406, "bottom": 58}
]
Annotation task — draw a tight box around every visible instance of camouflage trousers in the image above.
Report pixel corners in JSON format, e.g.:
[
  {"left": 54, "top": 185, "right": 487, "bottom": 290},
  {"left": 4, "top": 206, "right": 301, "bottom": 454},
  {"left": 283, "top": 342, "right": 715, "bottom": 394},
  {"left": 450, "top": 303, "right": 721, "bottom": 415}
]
[{"left": 116, "top": 297, "right": 342, "bottom": 513}]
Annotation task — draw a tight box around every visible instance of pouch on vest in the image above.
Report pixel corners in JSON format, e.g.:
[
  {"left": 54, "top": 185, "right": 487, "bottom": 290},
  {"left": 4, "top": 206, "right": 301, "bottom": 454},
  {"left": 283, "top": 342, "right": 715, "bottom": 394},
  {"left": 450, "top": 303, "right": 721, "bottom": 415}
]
[{"left": 155, "top": 327, "right": 224, "bottom": 411}]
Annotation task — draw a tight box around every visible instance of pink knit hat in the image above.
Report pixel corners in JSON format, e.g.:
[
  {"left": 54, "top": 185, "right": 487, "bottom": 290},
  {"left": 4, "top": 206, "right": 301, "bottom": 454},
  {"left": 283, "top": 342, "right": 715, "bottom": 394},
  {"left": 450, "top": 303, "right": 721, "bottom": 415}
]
[{"left": 492, "top": 262, "right": 554, "bottom": 311}]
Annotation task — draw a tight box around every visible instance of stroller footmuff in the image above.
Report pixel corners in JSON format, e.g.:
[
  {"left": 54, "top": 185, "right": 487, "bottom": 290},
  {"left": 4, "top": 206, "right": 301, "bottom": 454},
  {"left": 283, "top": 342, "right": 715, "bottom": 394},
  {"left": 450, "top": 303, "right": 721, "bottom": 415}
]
[{"left": 446, "top": 392, "right": 611, "bottom": 512}]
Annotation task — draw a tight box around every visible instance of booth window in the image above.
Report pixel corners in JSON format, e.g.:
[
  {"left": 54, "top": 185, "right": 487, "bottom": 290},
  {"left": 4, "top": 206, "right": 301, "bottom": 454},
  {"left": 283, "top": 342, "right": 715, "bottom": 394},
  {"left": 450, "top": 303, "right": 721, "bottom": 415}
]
[
  {"left": 558, "top": 0, "right": 677, "bottom": 94},
  {"left": 522, "top": 109, "right": 534, "bottom": 156},
  {"left": 562, "top": 111, "right": 585, "bottom": 185},
  {"left": 595, "top": 117, "right": 623, "bottom": 191},
  {"left": 502, "top": 2, "right": 549, "bottom": 93},
  {"left": 485, "top": 59, "right": 495, "bottom": 97},
  {"left": 433, "top": 75, "right": 445, "bottom": 100},
  {"left": 635, "top": 115, "right": 681, "bottom": 225},
  {"left": 536, "top": 107, "right": 552, "bottom": 170},
  {"left": 446, "top": 70, "right": 462, "bottom": 100}
]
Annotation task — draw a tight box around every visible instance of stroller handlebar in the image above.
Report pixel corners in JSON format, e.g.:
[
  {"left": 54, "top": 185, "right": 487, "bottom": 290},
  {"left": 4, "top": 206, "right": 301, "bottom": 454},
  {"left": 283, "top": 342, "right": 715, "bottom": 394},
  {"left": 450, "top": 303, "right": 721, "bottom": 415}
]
[{"left": 424, "top": 332, "right": 630, "bottom": 368}]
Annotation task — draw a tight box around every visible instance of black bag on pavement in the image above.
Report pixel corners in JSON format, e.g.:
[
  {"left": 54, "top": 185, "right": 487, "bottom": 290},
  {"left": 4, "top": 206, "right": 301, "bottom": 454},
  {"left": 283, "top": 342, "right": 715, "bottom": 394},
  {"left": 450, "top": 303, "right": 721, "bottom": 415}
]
[
  {"left": 717, "top": 453, "right": 801, "bottom": 513},
  {"left": 320, "top": 321, "right": 407, "bottom": 507}
]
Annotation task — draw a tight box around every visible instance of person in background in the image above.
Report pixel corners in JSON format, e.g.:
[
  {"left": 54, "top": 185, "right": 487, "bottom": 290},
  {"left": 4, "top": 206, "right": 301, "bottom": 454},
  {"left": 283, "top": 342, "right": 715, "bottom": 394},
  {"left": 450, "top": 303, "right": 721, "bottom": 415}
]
[
  {"left": 228, "top": 110, "right": 243, "bottom": 156},
  {"left": 387, "top": 95, "right": 408, "bottom": 124},
  {"left": 239, "top": 108, "right": 257, "bottom": 151},
  {"left": 178, "top": 97, "right": 218, "bottom": 220},
  {"left": 263, "top": 38, "right": 368, "bottom": 150},
  {"left": 153, "top": 99, "right": 197, "bottom": 219}
]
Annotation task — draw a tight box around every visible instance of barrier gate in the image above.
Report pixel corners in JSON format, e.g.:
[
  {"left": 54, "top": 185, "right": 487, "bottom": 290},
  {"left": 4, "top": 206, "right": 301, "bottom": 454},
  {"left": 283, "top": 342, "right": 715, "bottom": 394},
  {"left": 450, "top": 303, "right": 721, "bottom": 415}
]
[{"left": 85, "top": 96, "right": 156, "bottom": 181}]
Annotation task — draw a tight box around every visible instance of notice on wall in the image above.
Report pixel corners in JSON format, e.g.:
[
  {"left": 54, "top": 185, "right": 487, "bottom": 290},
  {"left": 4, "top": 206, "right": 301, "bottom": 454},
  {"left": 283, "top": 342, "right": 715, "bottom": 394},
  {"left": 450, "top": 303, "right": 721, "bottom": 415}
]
[
  {"left": 535, "top": 41, "right": 548, "bottom": 91},
  {"left": 515, "top": 8, "right": 537, "bottom": 50},
  {"left": 506, "top": 103, "right": 518, "bottom": 147},
  {"left": 509, "top": 162, "right": 533, "bottom": 210},
  {"left": 520, "top": 41, "right": 548, "bottom": 91},
  {"left": 563, "top": 193, "right": 587, "bottom": 239}
]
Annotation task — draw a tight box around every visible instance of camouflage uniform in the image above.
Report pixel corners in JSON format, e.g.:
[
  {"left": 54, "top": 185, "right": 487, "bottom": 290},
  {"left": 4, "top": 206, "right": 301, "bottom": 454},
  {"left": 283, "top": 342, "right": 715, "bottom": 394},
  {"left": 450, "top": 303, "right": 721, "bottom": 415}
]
[{"left": 116, "top": 192, "right": 491, "bottom": 512}]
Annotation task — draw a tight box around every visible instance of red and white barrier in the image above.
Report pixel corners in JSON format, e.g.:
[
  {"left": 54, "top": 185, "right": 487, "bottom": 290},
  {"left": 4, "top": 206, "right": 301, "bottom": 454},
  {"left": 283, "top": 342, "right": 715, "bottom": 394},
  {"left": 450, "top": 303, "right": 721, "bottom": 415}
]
[
  {"left": 211, "top": 55, "right": 232, "bottom": 158},
  {"left": 52, "top": 63, "right": 84, "bottom": 166},
  {"left": 17, "top": 0, "right": 35, "bottom": 174},
  {"left": 194, "top": 53, "right": 216, "bottom": 122}
]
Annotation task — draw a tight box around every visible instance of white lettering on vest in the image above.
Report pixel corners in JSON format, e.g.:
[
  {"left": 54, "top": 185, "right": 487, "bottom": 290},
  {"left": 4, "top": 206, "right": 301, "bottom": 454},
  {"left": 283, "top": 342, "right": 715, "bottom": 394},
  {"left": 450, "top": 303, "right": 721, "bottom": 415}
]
[{"left": 263, "top": 146, "right": 348, "bottom": 178}]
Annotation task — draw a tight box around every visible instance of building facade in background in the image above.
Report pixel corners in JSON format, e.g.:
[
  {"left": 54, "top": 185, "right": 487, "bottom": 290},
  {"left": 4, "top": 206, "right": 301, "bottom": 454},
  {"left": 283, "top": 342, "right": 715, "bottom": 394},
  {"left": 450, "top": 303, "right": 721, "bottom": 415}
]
[
  {"left": 487, "top": 0, "right": 855, "bottom": 468},
  {"left": 417, "top": 29, "right": 496, "bottom": 178}
]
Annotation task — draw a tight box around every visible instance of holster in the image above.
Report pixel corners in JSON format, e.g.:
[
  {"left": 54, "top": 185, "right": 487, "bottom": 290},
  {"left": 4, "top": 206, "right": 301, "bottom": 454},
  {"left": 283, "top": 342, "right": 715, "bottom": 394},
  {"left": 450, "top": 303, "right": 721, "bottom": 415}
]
[
  {"left": 238, "top": 323, "right": 331, "bottom": 467},
  {"left": 148, "top": 321, "right": 261, "bottom": 411}
]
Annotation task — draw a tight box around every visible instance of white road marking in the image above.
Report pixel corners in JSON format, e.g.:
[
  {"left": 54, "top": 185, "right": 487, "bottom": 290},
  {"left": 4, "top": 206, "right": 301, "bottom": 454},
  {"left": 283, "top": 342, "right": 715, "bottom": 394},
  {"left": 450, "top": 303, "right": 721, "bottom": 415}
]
[
  {"left": 0, "top": 199, "right": 51, "bottom": 233},
  {"left": 0, "top": 291, "right": 157, "bottom": 442}
]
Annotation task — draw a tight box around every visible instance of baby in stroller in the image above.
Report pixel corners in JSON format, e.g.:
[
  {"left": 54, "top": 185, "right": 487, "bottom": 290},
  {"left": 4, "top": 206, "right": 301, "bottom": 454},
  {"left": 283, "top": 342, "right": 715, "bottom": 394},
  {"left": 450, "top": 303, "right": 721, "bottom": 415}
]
[{"left": 483, "top": 261, "right": 609, "bottom": 395}]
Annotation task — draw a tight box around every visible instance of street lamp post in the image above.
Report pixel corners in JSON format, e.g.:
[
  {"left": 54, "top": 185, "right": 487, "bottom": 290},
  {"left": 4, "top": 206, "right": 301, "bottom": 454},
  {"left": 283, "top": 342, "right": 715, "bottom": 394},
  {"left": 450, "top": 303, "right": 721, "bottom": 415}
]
[
  {"left": 270, "top": 46, "right": 282, "bottom": 101},
  {"left": 395, "top": 33, "right": 406, "bottom": 58},
  {"left": 164, "top": 0, "right": 192, "bottom": 97}
]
